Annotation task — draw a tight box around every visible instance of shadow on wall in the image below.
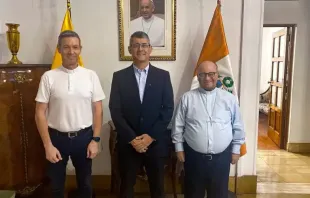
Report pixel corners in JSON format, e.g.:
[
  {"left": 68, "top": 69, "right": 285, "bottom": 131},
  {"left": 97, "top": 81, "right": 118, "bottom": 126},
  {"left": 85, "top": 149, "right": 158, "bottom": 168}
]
[
  {"left": 0, "top": 33, "right": 10, "bottom": 63},
  {"left": 175, "top": 31, "right": 196, "bottom": 101},
  {"left": 37, "top": 0, "right": 58, "bottom": 63},
  {"left": 175, "top": 0, "right": 205, "bottom": 101},
  {"left": 175, "top": 26, "right": 204, "bottom": 101}
]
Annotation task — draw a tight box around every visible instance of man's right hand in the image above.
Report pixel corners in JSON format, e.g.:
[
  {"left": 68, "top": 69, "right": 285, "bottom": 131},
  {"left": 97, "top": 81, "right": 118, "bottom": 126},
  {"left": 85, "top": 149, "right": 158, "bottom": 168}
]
[
  {"left": 45, "top": 144, "right": 62, "bottom": 163},
  {"left": 176, "top": 151, "right": 185, "bottom": 162},
  {"left": 130, "top": 138, "right": 147, "bottom": 153}
]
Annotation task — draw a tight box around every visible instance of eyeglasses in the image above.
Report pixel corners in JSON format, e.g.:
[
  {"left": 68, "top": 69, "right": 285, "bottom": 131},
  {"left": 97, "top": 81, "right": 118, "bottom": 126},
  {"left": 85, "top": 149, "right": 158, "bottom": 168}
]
[
  {"left": 198, "top": 72, "right": 217, "bottom": 78},
  {"left": 131, "top": 43, "right": 151, "bottom": 49}
]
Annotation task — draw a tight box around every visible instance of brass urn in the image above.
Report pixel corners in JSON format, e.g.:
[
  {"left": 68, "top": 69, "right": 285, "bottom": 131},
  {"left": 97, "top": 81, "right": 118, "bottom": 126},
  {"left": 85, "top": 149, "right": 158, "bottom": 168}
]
[{"left": 6, "top": 23, "right": 22, "bottom": 64}]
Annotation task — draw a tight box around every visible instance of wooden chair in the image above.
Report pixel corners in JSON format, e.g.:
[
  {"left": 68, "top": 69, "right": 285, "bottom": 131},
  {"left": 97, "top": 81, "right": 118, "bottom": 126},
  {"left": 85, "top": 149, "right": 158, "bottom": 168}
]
[{"left": 108, "top": 121, "right": 177, "bottom": 198}]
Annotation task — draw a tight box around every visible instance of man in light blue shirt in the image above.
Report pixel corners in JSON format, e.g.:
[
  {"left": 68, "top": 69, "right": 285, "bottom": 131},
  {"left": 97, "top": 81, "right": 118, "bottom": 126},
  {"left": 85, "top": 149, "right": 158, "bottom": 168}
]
[{"left": 171, "top": 61, "right": 245, "bottom": 198}]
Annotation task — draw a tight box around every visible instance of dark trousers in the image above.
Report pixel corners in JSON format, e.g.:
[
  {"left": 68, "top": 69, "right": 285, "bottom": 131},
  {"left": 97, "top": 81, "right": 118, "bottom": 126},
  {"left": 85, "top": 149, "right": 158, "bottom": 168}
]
[
  {"left": 184, "top": 143, "right": 231, "bottom": 198},
  {"left": 47, "top": 126, "right": 93, "bottom": 198},
  {"left": 118, "top": 144, "right": 165, "bottom": 198}
]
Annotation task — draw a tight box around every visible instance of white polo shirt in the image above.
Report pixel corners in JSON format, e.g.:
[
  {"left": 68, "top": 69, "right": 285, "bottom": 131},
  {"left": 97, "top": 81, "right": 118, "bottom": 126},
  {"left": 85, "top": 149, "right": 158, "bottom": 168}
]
[{"left": 35, "top": 66, "right": 105, "bottom": 132}]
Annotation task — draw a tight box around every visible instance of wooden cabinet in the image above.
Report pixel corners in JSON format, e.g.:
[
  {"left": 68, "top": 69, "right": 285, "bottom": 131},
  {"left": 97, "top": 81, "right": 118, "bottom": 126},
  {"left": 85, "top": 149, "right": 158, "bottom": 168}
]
[{"left": 0, "top": 64, "right": 50, "bottom": 196}]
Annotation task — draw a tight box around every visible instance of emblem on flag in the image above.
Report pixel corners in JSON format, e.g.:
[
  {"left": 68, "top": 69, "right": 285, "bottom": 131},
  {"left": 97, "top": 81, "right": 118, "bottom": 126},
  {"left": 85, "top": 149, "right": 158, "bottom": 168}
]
[{"left": 217, "top": 76, "right": 234, "bottom": 93}]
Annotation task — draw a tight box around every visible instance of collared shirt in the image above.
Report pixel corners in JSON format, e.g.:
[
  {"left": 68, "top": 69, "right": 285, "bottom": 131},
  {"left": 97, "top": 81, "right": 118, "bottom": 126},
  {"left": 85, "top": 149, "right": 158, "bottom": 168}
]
[
  {"left": 35, "top": 66, "right": 105, "bottom": 132},
  {"left": 171, "top": 87, "right": 245, "bottom": 154},
  {"left": 133, "top": 64, "right": 149, "bottom": 103}
]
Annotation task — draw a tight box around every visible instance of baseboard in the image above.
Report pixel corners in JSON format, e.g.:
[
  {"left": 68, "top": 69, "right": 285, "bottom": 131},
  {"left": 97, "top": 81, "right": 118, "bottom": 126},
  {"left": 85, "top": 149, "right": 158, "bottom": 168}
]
[
  {"left": 65, "top": 175, "right": 257, "bottom": 195},
  {"left": 287, "top": 143, "right": 310, "bottom": 153}
]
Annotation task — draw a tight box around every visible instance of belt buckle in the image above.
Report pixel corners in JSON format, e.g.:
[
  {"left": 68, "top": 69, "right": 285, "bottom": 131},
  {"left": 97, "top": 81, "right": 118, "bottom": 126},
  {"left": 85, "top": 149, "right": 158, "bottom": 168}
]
[
  {"left": 68, "top": 132, "right": 78, "bottom": 138},
  {"left": 205, "top": 154, "right": 212, "bottom": 160}
]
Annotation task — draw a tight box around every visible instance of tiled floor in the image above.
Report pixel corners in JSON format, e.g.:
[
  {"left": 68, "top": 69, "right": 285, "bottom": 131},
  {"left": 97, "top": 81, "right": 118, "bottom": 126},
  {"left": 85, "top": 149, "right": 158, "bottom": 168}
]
[
  {"left": 257, "top": 147, "right": 310, "bottom": 183},
  {"left": 255, "top": 112, "right": 310, "bottom": 197}
]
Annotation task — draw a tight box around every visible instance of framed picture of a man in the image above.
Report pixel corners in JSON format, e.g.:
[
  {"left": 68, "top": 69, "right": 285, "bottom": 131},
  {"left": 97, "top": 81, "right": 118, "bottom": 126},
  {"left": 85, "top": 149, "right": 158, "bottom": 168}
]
[{"left": 118, "top": 0, "right": 176, "bottom": 61}]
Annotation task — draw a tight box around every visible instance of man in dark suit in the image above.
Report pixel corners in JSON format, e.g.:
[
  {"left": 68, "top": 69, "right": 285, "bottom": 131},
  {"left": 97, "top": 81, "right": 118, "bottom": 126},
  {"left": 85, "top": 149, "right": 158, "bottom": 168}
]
[{"left": 109, "top": 31, "right": 174, "bottom": 198}]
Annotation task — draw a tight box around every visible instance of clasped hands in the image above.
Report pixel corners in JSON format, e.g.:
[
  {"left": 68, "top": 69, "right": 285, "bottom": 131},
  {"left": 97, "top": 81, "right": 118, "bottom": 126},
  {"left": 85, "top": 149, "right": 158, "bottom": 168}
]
[{"left": 130, "top": 134, "right": 154, "bottom": 153}]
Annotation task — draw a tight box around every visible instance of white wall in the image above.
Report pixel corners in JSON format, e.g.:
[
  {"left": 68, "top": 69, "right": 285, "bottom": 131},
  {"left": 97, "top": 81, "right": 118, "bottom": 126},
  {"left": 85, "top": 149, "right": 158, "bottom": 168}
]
[
  {"left": 0, "top": 0, "right": 263, "bottom": 177},
  {"left": 264, "top": 0, "right": 310, "bottom": 143},
  {"left": 260, "top": 27, "right": 283, "bottom": 93}
]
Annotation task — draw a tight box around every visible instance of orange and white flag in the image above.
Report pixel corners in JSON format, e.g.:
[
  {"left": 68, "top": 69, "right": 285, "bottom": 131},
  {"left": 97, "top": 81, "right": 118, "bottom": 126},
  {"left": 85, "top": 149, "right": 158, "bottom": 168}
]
[{"left": 192, "top": 4, "right": 247, "bottom": 157}]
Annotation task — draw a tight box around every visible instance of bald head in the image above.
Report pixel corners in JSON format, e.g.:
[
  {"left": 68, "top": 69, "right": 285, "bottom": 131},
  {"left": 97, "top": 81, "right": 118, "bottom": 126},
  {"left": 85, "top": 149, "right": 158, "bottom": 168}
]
[
  {"left": 197, "top": 61, "right": 218, "bottom": 74},
  {"left": 140, "top": 0, "right": 155, "bottom": 20},
  {"left": 197, "top": 61, "right": 219, "bottom": 91}
]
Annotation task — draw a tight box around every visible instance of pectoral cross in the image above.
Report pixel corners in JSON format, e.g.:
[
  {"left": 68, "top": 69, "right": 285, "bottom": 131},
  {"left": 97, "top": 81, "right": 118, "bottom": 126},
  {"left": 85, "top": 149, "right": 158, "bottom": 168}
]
[{"left": 207, "top": 119, "right": 214, "bottom": 126}]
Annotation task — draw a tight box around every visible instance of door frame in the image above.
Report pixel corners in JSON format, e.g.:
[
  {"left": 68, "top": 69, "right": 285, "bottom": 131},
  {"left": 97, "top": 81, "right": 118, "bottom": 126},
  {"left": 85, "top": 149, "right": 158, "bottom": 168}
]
[{"left": 263, "top": 24, "right": 296, "bottom": 149}]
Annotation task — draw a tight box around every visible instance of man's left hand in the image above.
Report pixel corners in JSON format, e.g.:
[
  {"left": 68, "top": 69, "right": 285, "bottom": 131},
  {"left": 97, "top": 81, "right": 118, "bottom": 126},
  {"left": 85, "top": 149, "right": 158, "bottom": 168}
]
[
  {"left": 136, "top": 134, "right": 154, "bottom": 148},
  {"left": 87, "top": 140, "right": 99, "bottom": 159},
  {"left": 231, "top": 153, "right": 240, "bottom": 164}
]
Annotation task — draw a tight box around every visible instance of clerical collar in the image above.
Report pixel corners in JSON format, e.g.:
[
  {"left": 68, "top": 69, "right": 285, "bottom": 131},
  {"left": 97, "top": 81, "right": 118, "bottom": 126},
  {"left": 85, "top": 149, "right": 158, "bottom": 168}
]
[
  {"left": 198, "top": 87, "right": 217, "bottom": 95},
  {"left": 142, "top": 15, "right": 154, "bottom": 22},
  {"left": 60, "top": 65, "right": 81, "bottom": 74}
]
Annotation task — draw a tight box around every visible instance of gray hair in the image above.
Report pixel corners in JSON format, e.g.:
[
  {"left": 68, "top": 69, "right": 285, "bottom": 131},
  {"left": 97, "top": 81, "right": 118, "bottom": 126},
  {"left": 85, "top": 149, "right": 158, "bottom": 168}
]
[
  {"left": 129, "top": 31, "right": 150, "bottom": 46},
  {"left": 57, "top": 30, "right": 81, "bottom": 47}
]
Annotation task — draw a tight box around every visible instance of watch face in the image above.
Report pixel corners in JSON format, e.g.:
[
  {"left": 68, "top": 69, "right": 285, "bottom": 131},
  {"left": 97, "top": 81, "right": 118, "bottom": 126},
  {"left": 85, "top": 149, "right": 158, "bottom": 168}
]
[{"left": 93, "top": 137, "right": 100, "bottom": 142}]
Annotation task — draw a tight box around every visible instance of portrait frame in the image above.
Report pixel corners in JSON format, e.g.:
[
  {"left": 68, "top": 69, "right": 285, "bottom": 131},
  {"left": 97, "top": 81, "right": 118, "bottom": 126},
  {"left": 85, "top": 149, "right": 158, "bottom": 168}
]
[{"left": 118, "top": 0, "right": 176, "bottom": 61}]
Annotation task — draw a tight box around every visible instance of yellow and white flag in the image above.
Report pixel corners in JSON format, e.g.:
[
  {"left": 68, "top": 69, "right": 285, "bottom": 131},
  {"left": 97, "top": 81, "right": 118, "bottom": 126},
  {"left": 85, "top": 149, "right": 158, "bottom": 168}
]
[
  {"left": 51, "top": 9, "right": 83, "bottom": 70},
  {"left": 191, "top": 4, "right": 247, "bottom": 157}
]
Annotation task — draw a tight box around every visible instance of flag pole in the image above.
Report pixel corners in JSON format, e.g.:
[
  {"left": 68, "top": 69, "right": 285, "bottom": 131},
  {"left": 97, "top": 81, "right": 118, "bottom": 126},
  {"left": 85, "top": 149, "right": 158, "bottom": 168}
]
[
  {"left": 67, "top": 0, "right": 71, "bottom": 18},
  {"left": 216, "top": 0, "right": 238, "bottom": 195},
  {"left": 235, "top": 0, "right": 245, "bottom": 195},
  {"left": 217, "top": 0, "right": 222, "bottom": 6}
]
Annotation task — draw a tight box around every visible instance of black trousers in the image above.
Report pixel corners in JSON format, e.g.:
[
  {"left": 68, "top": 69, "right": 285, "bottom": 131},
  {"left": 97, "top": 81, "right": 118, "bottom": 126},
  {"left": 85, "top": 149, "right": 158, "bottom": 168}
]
[
  {"left": 118, "top": 144, "right": 165, "bottom": 198},
  {"left": 47, "top": 127, "right": 93, "bottom": 198},
  {"left": 184, "top": 143, "right": 232, "bottom": 198}
]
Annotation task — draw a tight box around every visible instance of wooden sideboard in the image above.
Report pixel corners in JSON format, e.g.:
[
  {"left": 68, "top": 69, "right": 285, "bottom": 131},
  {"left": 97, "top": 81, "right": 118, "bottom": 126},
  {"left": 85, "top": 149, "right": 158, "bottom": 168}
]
[{"left": 0, "top": 64, "right": 50, "bottom": 197}]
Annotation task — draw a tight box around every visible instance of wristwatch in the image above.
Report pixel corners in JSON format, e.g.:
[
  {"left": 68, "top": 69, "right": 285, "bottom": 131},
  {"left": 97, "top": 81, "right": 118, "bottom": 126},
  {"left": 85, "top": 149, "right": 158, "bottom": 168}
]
[{"left": 92, "top": 137, "right": 101, "bottom": 142}]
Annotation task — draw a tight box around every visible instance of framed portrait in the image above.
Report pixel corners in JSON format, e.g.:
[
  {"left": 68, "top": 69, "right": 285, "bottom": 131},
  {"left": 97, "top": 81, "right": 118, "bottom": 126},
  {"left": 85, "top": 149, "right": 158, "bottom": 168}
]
[{"left": 118, "top": 0, "right": 176, "bottom": 61}]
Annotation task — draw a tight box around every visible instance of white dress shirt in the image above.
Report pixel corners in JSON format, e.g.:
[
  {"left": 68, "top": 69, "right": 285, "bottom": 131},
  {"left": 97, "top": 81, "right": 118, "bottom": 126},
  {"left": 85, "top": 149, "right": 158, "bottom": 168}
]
[{"left": 133, "top": 64, "right": 149, "bottom": 103}]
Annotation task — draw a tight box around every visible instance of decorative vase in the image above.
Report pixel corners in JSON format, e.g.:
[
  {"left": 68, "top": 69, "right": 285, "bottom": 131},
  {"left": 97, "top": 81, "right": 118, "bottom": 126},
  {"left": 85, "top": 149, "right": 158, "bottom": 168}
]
[{"left": 6, "top": 23, "right": 22, "bottom": 64}]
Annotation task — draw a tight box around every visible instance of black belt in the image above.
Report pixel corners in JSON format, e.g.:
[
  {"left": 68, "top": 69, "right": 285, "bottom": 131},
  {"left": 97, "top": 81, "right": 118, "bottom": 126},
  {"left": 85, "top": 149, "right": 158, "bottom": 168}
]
[
  {"left": 184, "top": 142, "right": 232, "bottom": 161},
  {"left": 48, "top": 126, "right": 92, "bottom": 138}
]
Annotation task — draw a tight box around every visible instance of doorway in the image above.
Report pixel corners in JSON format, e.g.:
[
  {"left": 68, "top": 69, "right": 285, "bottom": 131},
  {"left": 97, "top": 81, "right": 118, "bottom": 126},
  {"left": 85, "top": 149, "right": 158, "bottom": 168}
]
[{"left": 258, "top": 25, "right": 295, "bottom": 150}]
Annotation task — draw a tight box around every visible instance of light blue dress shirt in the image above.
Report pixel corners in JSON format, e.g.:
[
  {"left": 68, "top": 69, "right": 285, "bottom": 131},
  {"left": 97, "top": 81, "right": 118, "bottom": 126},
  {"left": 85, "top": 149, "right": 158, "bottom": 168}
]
[
  {"left": 171, "top": 87, "right": 245, "bottom": 154},
  {"left": 133, "top": 64, "right": 149, "bottom": 103}
]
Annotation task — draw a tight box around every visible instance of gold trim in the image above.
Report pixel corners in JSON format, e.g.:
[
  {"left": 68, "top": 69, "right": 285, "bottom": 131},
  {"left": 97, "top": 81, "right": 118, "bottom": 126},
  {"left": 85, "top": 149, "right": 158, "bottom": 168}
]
[
  {"left": 13, "top": 70, "right": 33, "bottom": 83},
  {"left": 287, "top": 143, "right": 310, "bottom": 153},
  {"left": 65, "top": 175, "right": 257, "bottom": 195},
  {"left": 16, "top": 184, "right": 41, "bottom": 197},
  {"left": 118, "top": 0, "right": 177, "bottom": 61}
]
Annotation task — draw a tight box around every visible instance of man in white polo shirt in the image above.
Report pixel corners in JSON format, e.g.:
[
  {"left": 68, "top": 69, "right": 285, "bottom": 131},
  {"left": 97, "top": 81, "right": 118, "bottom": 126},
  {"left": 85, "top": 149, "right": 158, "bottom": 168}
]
[{"left": 35, "top": 30, "right": 105, "bottom": 198}]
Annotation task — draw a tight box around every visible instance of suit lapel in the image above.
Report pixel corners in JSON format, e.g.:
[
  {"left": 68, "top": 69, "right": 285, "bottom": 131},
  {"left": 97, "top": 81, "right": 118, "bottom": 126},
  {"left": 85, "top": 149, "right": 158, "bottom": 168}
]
[
  {"left": 142, "top": 64, "right": 155, "bottom": 105},
  {"left": 127, "top": 65, "right": 141, "bottom": 105}
]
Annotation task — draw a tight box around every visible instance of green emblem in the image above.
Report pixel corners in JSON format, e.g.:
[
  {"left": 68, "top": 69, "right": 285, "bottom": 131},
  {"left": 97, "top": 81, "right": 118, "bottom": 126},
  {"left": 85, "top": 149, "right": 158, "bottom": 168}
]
[
  {"left": 218, "top": 76, "right": 234, "bottom": 94},
  {"left": 223, "top": 76, "right": 234, "bottom": 88}
]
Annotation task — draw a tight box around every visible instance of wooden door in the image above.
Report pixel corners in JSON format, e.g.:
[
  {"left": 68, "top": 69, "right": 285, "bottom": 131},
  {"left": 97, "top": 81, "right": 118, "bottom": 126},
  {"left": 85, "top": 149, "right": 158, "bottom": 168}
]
[{"left": 268, "top": 28, "right": 287, "bottom": 147}]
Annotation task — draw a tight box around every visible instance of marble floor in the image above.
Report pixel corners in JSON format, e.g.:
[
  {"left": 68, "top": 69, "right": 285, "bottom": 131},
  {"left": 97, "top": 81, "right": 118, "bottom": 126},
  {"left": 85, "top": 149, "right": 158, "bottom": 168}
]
[{"left": 257, "top": 150, "right": 310, "bottom": 183}]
